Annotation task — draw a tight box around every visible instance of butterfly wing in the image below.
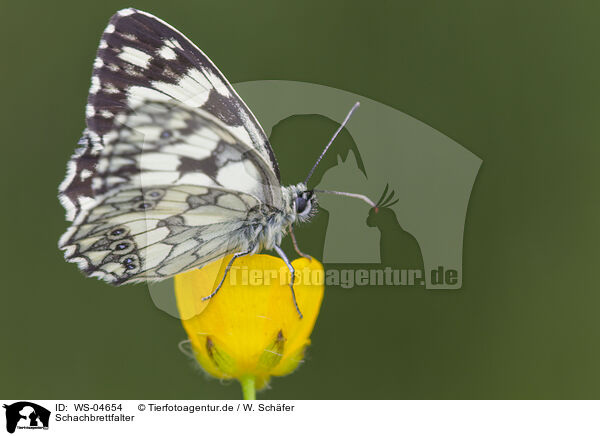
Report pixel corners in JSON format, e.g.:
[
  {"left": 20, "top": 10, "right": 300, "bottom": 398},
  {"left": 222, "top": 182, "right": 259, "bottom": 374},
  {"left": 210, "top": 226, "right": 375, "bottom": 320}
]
[
  {"left": 59, "top": 184, "right": 264, "bottom": 284},
  {"left": 60, "top": 7, "right": 280, "bottom": 219},
  {"left": 61, "top": 99, "right": 282, "bottom": 212},
  {"left": 59, "top": 100, "right": 279, "bottom": 283}
]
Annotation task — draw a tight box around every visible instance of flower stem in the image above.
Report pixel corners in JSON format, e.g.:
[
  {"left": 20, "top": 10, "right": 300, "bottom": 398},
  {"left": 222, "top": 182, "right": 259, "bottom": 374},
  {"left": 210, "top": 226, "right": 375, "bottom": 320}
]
[{"left": 239, "top": 375, "right": 256, "bottom": 400}]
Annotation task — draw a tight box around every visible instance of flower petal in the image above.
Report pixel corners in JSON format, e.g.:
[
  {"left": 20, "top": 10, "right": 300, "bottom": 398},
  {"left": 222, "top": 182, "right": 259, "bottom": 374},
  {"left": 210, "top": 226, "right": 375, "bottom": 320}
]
[{"left": 175, "top": 254, "right": 324, "bottom": 383}]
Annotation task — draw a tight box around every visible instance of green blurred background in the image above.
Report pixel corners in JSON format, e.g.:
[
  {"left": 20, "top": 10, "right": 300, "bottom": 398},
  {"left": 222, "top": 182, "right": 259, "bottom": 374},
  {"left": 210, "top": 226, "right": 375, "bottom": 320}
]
[{"left": 1, "top": 0, "right": 599, "bottom": 399}]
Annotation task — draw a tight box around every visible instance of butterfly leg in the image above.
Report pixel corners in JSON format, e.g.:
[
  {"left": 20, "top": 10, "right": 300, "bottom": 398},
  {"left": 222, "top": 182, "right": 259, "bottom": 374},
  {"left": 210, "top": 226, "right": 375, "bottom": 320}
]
[
  {"left": 288, "top": 225, "right": 312, "bottom": 260},
  {"left": 202, "top": 248, "right": 253, "bottom": 301},
  {"left": 274, "top": 244, "right": 303, "bottom": 319}
]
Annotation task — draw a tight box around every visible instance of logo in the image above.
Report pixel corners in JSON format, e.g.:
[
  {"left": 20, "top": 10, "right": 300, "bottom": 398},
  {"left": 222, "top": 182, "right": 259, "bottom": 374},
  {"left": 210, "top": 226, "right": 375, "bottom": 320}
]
[{"left": 3, "top": 402, "right": 50, "bottom": 434}]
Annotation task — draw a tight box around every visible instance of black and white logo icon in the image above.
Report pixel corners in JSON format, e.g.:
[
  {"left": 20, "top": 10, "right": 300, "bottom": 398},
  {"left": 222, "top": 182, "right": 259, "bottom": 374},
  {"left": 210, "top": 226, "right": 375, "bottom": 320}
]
[{"left": 3, "top": 402, "right": 50, "bottom": 434}]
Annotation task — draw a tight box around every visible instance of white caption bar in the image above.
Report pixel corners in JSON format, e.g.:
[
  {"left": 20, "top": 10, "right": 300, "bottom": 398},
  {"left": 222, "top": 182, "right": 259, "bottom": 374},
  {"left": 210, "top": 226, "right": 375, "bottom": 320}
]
[{"left": 1, "top": 400, "right": 598, "bottom": 435}]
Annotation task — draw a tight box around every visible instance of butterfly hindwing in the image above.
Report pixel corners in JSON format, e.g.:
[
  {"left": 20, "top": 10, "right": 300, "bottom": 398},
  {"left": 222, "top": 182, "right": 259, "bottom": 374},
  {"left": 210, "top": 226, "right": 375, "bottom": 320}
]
[{"left": 59, "top": 184, "right": 264, "bottom": 284}]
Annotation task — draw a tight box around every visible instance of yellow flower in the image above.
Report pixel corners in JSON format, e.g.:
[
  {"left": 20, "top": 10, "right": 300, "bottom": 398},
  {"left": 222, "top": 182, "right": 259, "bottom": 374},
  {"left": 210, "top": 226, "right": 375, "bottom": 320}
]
[{"left": 175, "top": 254, "right": 324, "bottom": 398}]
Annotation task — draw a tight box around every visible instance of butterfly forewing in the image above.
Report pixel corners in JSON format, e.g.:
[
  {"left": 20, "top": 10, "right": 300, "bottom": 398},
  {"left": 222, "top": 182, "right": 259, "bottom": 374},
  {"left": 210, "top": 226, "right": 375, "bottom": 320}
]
[
  {"left": 87, "top": 100, "right": 281, "bottom": 205},
  {"left": 88, "top": 8, "right": 278, "bottom": 170},
  {"left": 60, "top": 8, "right": 280, "bottom": 220}
]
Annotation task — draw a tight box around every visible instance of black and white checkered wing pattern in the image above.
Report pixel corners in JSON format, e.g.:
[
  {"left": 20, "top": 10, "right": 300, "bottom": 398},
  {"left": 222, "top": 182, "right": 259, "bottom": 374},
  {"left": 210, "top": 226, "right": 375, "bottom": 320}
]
[
  {"left": 57, "top": 7, "right": 289, "bottom": 284},
  {"left": 58, "top": 100, "right": 280, "bottom": 284},
  {"left": 61, "top": 99, "right": 282, "bottom": 213},
  {"left": 59, "top": 184, "right": 265, "bottom": 284},
  {"left": 59, "top": 7, "right": 280, "bottom": 219},
  {"left": 90, "top": 8, "right": 277, "bottom": 168}
]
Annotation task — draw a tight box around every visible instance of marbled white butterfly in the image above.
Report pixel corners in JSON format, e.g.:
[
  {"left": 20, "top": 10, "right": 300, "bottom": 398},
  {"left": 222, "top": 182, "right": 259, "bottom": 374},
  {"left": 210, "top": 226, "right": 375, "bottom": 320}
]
[{"left": 58, "top": 8, "right": 377, "bottom": 317}]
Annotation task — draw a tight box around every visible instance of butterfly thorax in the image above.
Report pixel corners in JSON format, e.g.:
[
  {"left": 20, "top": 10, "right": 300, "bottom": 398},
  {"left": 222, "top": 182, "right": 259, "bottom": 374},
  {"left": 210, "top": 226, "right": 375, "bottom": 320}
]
[{"left": 249, "top": 183, "right": 313, "bottom": 251}]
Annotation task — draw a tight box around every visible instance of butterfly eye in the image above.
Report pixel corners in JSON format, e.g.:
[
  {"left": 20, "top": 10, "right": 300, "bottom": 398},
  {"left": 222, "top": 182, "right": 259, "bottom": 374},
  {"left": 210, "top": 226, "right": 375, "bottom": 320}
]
[{"left": 295, "top": 196, "right": 311, "bottom": 216}]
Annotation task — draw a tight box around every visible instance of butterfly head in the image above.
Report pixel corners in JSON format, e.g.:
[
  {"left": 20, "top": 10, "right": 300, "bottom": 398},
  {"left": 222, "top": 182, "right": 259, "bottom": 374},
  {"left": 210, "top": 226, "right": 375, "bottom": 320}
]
[
  {"left": 295, "top": 190, "right": 315, "bottom": 221},
  {"left": 286, "top": 183, "right": 316, "bottom": 223}
]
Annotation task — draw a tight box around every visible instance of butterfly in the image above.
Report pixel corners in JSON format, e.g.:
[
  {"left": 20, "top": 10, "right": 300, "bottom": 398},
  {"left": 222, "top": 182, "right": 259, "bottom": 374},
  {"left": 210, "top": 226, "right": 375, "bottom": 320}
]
[{"left": 58, "top": 8, "right": 378, "bottom": 318}]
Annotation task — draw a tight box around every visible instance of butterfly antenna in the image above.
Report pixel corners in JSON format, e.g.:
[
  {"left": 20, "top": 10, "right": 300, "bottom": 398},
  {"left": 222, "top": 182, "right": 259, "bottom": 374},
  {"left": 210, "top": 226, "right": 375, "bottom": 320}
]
[
  {"left": 304, "top": 102, "right": 361, "bottom": 185},
  {"left": 313, "top": 189, "right": 377, "bottom": 209}
]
